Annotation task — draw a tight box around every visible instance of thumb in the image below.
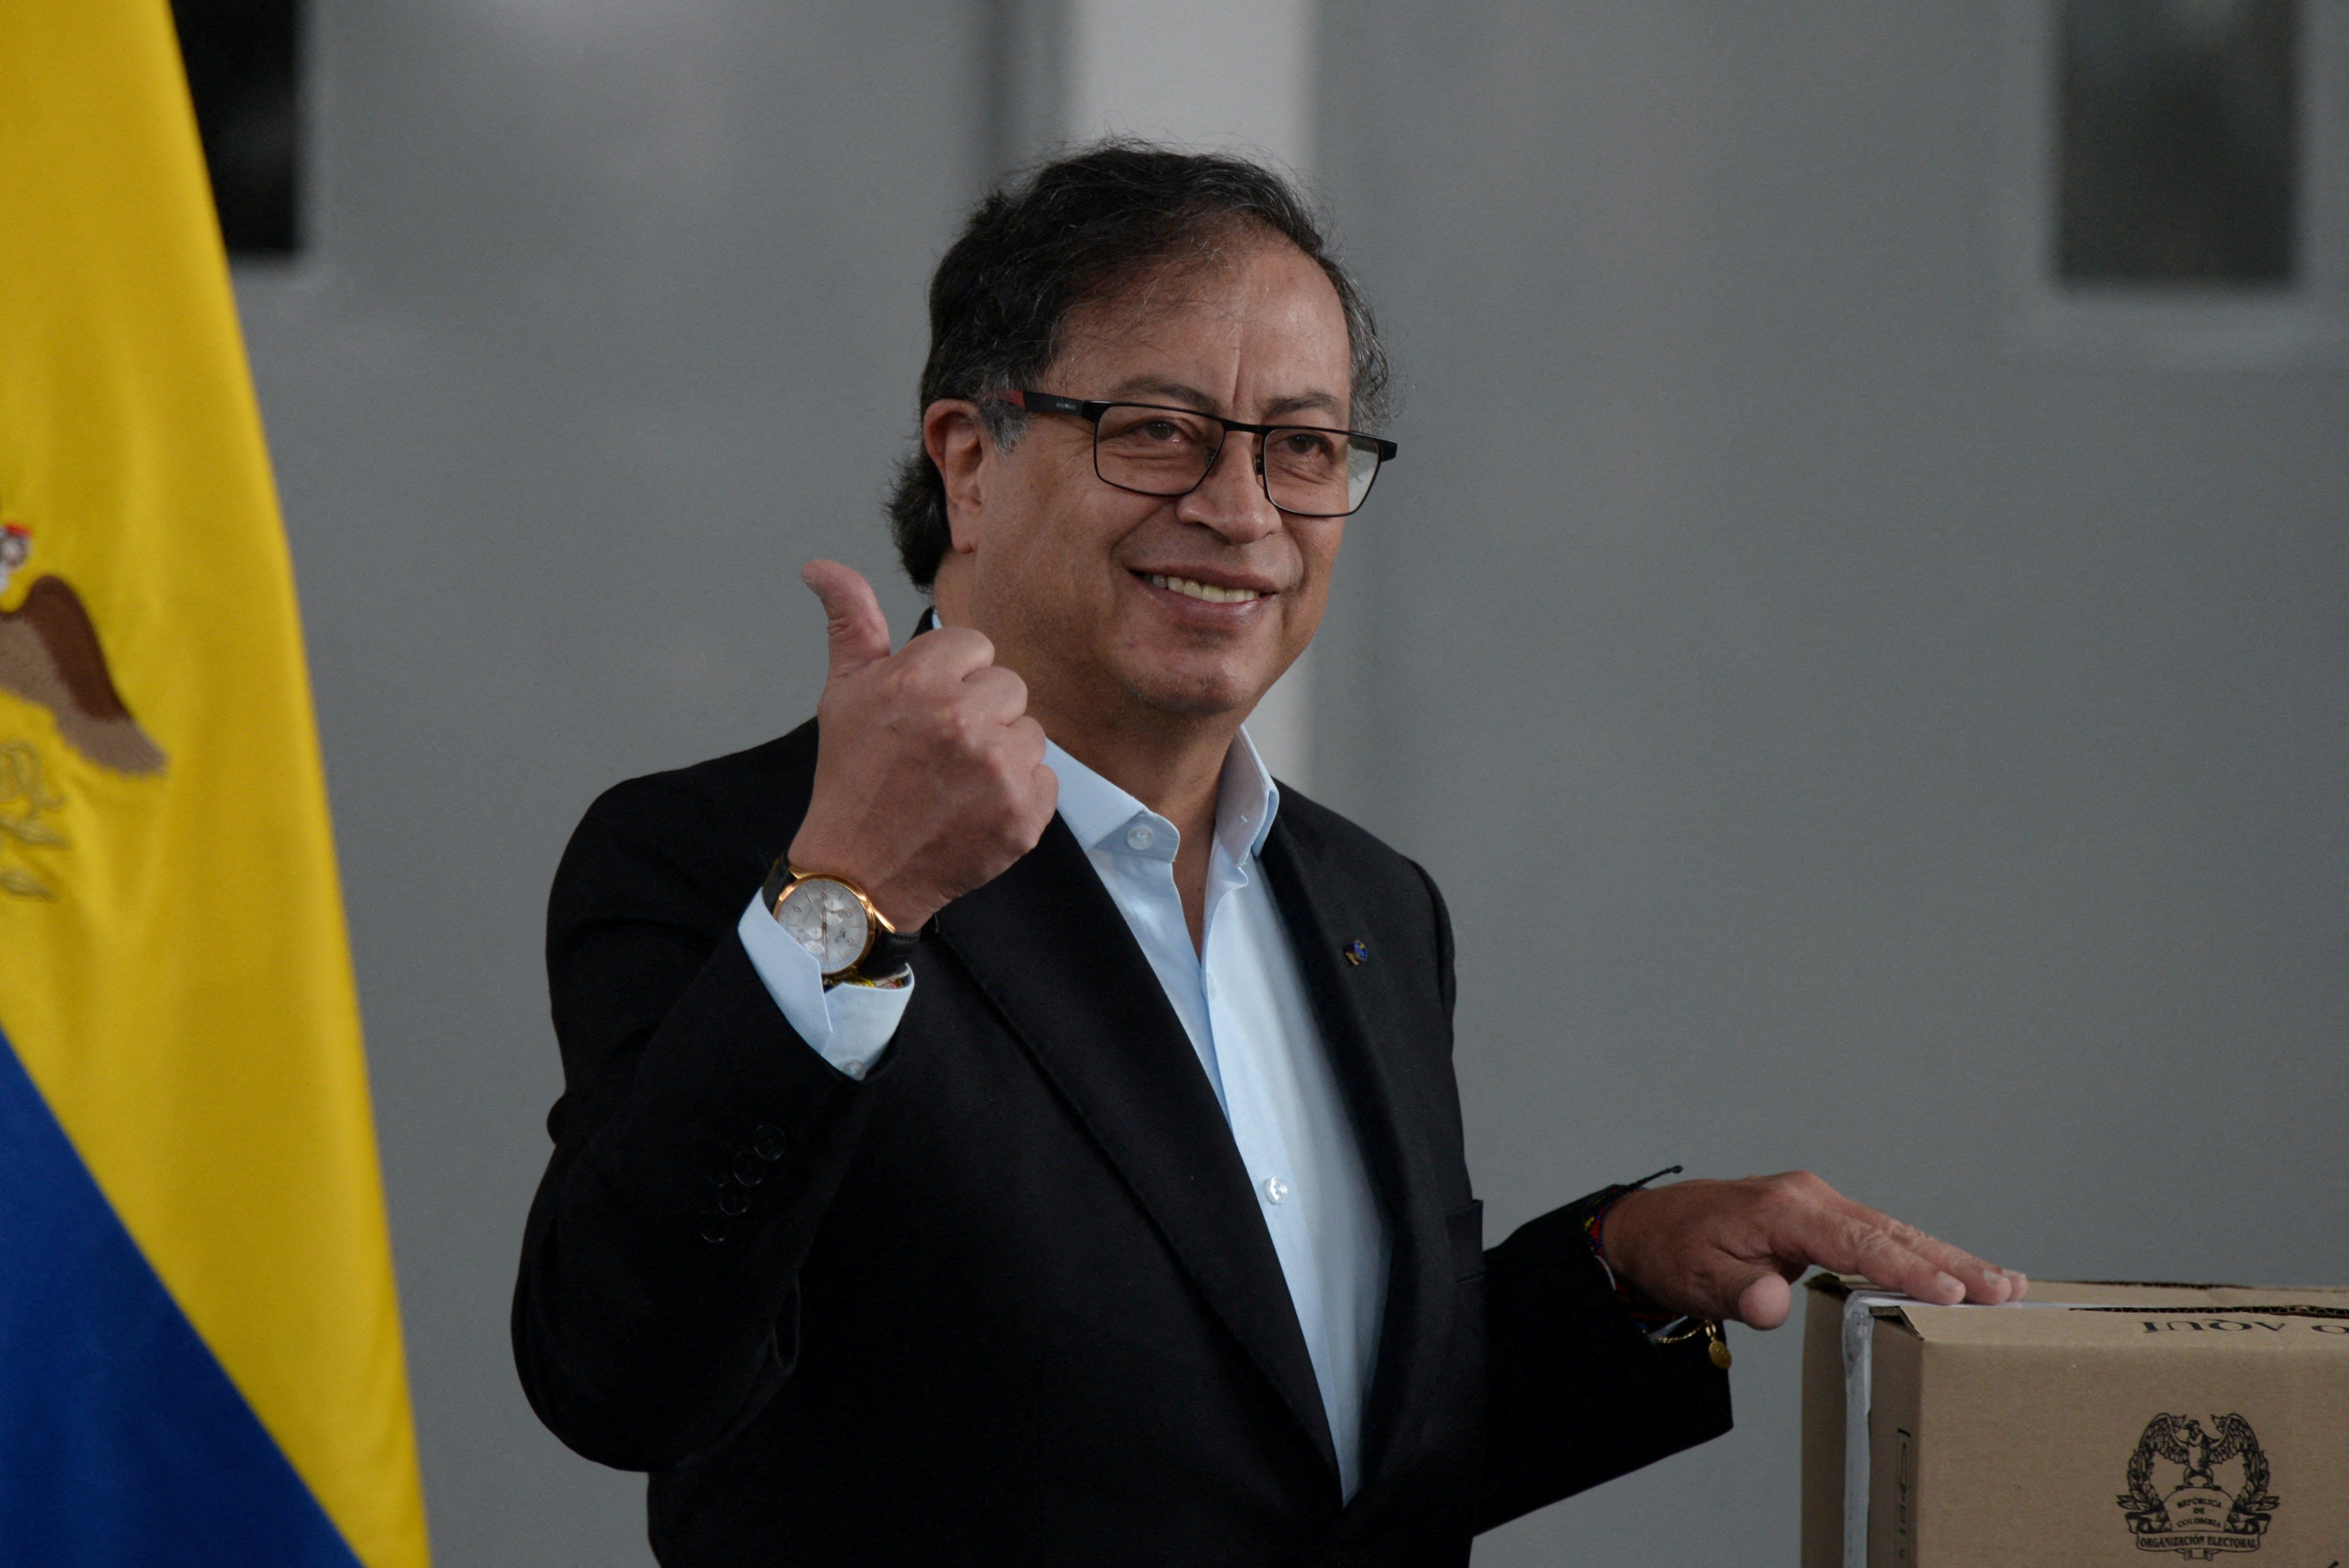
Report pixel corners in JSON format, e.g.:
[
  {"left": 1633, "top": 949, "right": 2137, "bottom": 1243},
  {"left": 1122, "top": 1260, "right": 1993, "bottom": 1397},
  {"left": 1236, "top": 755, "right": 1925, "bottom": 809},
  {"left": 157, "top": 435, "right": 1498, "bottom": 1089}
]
[{"left": 801, "top": 559, "right": 892, "bottom": 681}]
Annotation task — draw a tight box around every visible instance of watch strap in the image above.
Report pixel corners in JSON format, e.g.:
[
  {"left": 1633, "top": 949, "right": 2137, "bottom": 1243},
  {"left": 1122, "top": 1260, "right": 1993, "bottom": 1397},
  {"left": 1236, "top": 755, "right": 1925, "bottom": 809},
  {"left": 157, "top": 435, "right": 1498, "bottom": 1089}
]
[{"left": 852, "top": 923, "right": 922, "bottom": 983}]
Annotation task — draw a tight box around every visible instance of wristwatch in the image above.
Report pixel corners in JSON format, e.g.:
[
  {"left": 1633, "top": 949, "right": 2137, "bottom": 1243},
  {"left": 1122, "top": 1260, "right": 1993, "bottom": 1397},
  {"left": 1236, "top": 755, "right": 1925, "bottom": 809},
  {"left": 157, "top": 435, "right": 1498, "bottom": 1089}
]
[{"left": 762, "top": 859, "right": 921, "bottom": 984}]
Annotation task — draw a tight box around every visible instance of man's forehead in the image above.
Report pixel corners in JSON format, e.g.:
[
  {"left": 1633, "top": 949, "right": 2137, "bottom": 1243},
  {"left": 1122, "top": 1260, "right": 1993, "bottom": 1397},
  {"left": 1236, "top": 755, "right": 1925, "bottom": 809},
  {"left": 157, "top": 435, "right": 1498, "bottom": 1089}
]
[
  {"left": 1049, "top": 249, "right": 1352, "bottom": 415},
  {"left": 1062, "top": 240, "right": 1343, "bottom": 339}
]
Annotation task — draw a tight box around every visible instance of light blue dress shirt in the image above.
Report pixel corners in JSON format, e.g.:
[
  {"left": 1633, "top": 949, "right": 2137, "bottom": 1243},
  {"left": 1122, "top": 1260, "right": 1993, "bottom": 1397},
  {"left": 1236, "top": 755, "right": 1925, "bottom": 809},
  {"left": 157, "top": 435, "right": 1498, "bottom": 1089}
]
[{"left": 737, "top": 730, "right": 1392, "bottom": 1497}]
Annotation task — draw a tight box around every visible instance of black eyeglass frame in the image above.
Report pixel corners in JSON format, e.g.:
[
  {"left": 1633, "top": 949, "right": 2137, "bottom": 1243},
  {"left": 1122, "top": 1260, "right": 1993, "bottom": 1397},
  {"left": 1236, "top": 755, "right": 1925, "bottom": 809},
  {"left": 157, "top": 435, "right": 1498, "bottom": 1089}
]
[{"left": 996, "top": 389, "right": 1398, "bottom": 518}]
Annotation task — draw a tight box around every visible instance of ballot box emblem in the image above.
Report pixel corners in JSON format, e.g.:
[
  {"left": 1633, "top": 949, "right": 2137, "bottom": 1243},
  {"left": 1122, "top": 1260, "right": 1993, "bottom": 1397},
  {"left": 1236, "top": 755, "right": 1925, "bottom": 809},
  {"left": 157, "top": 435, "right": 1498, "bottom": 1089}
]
[{"left": 2115, "top": 1412, "right": 2278, "bottom": 1559}]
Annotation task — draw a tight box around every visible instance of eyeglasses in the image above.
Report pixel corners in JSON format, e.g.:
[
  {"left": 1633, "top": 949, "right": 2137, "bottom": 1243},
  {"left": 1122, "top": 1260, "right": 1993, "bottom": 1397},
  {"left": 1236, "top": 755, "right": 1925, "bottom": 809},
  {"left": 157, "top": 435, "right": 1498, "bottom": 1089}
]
[{"left": 996, "top": 390, "right": 1397, "bottom": 518}]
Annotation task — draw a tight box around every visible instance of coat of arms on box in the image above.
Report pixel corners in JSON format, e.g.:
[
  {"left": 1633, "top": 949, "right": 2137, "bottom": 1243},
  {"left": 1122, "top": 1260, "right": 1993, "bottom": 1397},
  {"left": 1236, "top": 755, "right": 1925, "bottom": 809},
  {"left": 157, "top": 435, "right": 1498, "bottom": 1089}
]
[{"left": 2117, "top": 1413, "right": 2280, "bottom": 1559}]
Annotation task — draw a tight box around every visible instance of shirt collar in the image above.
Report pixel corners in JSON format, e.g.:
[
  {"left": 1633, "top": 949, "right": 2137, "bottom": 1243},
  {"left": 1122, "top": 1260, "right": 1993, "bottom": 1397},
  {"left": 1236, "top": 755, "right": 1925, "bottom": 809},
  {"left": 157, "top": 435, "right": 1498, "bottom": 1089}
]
[{"left": 1044, "top": 728, "right": 1281, "bottom": 865}]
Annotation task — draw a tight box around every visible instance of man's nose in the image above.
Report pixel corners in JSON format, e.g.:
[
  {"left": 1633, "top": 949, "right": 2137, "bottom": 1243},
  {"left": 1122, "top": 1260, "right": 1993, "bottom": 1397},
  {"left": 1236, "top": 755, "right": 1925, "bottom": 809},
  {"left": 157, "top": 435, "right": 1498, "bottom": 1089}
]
[{"left": 1173, "top": 433, "right": 1282, "bottom": 544}]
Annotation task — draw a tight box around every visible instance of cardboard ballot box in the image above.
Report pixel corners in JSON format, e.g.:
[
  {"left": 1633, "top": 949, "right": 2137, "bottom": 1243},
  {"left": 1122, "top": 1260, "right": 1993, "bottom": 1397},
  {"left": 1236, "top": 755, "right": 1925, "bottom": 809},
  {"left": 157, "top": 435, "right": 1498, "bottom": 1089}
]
[{"left": 1801, "top": 1275, "right": 2349, "bottom": 1567}]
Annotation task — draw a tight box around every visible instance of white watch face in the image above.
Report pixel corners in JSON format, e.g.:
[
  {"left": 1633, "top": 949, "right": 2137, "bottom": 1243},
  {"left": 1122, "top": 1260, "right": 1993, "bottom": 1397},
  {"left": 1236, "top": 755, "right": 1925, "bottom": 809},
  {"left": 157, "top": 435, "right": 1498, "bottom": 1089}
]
[{"left": 777, "top": 877, "right": 871, "bottom": 972}]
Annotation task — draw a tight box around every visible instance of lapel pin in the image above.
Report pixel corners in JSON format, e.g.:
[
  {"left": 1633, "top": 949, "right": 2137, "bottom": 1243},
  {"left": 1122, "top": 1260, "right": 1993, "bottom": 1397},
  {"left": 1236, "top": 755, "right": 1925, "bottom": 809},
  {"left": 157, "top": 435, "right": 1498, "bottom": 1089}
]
[{"left": 1343, "top": 939, "right": 1369, "bottom": 966}]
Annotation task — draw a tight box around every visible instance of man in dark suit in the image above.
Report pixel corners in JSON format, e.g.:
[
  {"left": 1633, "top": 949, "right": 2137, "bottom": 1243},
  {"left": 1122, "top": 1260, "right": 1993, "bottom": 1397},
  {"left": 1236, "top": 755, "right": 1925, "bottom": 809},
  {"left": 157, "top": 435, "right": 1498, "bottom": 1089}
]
[{"left": 513, "top": 145, "right": 2022, "bottom": 1565}]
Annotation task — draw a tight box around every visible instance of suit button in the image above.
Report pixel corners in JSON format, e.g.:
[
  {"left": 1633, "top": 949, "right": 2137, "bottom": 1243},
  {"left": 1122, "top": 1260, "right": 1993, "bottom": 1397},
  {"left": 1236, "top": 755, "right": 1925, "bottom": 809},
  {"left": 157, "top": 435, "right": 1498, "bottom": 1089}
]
[
  {"left": 699, "top": 1221, "right": 728, "bottom": 1244},
  {"left": 752, "top": 1125, "right": 787, "bottom": 1161},
  {"left": 718, "top": 1191, "right": 749, "bottom": 1217},
  {"left": 733, "top": 1155, "right": 765, "bottom": 1187}
]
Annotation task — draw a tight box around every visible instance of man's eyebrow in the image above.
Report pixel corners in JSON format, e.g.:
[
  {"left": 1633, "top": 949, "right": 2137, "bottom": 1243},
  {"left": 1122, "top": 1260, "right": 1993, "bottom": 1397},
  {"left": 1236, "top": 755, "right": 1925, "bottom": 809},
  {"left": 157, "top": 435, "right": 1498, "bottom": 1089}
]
[
  {"left": 1103, "top": 376, "right": 1219, "bottom": 410},
  {"left": 1259, "top": 388, "right": 1346, "bottom": 421},
  {"left": 1103, "top": 378, "right": 1350, "bottom": 423}
]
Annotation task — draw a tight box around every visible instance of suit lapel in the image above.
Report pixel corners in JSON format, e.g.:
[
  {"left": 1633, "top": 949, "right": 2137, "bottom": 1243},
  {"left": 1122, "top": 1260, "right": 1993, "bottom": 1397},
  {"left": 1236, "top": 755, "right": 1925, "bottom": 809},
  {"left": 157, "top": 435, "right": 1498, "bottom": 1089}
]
[
  {"left": 930, "top": 819, "right": 1339, "bottom": 1478},
  {"left": 1254, "top": 817, "right": 1456, "bottom": 1499}
]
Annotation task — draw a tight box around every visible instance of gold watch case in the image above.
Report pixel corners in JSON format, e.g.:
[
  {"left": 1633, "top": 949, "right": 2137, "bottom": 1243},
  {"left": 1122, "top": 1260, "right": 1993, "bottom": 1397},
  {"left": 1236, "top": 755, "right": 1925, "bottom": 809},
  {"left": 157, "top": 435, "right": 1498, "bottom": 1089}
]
[{"left": 771, "top": 864, "right": 896, "bottom": 980}]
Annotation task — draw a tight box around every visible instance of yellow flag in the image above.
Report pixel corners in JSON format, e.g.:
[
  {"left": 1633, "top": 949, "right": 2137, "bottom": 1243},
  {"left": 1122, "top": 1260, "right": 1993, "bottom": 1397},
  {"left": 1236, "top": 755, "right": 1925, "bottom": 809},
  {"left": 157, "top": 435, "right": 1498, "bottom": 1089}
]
[{"left": 0, "top": 3, "right": 429, "bottom": 1563}]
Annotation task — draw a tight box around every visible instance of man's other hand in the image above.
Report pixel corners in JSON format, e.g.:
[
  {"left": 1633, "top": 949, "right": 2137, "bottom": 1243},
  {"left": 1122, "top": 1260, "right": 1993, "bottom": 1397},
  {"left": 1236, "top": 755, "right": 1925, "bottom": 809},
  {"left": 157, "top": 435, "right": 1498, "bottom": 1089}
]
[
  {"left": 1599, "top": 1171, "right": 2026, "bottom": 1330},
  {"left": 786, "top": 561, "right": 1058, "bottom": 930}
]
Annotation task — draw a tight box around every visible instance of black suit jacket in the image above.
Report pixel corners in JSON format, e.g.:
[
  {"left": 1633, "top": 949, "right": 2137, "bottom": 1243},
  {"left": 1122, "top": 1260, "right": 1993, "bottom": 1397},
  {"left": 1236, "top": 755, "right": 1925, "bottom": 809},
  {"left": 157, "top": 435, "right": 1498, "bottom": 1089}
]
[{"left": 514, "top": 719, "right": 1729, "bottom": 1566}]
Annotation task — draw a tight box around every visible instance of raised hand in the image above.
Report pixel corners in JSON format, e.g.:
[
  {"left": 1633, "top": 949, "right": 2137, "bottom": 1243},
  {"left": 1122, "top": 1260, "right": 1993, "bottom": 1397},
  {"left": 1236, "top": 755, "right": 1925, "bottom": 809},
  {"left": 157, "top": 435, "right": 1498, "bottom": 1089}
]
[
  {"left": 1598, "top": 1170, "right": 2027, "bottom": 1330},
  {"left": 785, "top": 560, "right": 1058, "bottom": 930}
]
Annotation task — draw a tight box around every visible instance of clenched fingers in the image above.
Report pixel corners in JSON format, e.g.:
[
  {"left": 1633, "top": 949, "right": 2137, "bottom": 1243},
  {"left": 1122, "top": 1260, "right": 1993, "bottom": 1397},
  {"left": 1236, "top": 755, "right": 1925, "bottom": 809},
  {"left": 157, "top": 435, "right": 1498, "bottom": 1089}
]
[
  {"left": 957, "top": 662, "right": 1031, "bottom": 726},
  {"left": 896, "top": 624, "right": 997, "bottom": 682}
]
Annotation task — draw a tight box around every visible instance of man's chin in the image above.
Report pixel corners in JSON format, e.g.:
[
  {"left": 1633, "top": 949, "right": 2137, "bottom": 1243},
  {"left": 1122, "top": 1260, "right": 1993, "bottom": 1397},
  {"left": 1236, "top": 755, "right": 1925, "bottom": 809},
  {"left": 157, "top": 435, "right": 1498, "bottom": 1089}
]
[{"left": 1116, "top": 661, "right": 1275, "bottom": 722}]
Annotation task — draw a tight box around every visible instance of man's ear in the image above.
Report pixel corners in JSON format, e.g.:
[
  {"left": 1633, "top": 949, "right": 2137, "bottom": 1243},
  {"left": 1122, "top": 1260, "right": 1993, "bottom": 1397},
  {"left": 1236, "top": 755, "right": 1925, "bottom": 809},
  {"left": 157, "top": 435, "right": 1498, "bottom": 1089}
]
[{"left": 923, "top": 400, "right": 990, "bottom": 556}]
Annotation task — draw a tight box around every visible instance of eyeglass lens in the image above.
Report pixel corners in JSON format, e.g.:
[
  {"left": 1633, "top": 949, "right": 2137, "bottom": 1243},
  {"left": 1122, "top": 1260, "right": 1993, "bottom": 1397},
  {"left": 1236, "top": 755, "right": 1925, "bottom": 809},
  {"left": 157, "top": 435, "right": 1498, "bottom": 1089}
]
[{"left": 1091, "top": 404, "right": 1382, "bottom": 517}]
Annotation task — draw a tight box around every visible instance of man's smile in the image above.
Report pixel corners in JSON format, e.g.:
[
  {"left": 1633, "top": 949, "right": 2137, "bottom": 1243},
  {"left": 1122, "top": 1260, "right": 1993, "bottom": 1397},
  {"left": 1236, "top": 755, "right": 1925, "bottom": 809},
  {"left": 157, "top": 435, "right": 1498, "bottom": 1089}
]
[{"left": 1138, "top": 570, "right": 1268, "bottom": 605}]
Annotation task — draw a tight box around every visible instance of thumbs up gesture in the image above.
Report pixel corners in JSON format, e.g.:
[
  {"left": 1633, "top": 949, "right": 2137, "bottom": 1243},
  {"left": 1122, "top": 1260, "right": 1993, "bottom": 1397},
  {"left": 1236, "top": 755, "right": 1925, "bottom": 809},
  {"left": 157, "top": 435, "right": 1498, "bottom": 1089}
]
[{"left": 784, "top": 561, "right": 1058, "bottom": 931}]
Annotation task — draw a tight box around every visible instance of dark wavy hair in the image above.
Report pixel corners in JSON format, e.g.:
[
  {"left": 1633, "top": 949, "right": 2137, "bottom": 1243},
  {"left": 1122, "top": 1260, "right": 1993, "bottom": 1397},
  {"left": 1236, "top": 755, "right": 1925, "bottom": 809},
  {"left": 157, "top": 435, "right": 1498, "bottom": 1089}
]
[{"left": 885, "top": 141, "right": 1393, "bottom": 589}]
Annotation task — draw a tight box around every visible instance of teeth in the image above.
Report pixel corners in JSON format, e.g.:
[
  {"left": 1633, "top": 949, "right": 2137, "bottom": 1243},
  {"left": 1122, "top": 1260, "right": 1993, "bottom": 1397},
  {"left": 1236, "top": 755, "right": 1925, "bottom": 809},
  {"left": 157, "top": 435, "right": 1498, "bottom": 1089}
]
[{"left": 1146, "top": 573, "right": 1262, "bottom": 604}]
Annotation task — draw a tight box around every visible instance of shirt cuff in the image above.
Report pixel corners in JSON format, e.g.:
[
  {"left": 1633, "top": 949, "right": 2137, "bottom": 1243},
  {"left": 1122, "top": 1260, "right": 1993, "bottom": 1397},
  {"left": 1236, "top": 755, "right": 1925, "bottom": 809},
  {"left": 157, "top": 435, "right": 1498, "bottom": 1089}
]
[{"left": 736, "top": 891, "right": 914, "bottom": 1080}]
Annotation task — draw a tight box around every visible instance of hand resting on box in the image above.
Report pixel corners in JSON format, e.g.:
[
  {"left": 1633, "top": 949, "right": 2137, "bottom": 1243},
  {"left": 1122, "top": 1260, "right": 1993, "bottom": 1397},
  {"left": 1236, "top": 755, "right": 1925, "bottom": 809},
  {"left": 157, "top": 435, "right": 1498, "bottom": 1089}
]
[{"left": 1599, "top": 1170, "right": 2025, "bottom": 1330}]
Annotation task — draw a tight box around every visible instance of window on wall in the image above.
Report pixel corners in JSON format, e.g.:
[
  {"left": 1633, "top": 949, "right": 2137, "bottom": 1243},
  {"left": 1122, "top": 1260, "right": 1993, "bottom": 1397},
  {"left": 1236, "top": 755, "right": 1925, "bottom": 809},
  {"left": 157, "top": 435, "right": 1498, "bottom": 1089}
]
[
  {"left": 2056, "top": 0, "right": 2299, "bottom": 286},
  {"left": 170, "top": 0, "right": 301, "bottom": 257},
  {"left": 1997, "top": 0, "right": 2342, "bottom": 363}
]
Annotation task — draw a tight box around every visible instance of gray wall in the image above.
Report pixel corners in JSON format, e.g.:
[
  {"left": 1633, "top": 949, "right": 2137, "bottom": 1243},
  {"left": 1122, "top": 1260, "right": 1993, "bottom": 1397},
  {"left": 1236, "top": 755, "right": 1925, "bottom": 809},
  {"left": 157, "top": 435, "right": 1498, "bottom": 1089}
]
[
  {"left": 236, "top": 4, "right": 2346, "bottom": 1564},
  {"left": 1315, "top": 6, "right": 2348, "bottom": 1564},
  {"left": 238, "top": 4, "right": 983, "bottom": 1562}
]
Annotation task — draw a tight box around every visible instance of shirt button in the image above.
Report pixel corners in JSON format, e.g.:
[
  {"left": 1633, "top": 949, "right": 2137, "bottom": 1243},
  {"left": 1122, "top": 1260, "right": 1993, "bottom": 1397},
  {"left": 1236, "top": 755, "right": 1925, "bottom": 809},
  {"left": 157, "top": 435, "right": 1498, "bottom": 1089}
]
[
  {"left": 842, "top": 1059, "right": 868, "bottom": 1081},
  {"left": 1262, "top": 1176, "right": 1289, "bottom": 1206},
  {"left": 1126, "top": 824, "right": 1154, "bottom": 850}
]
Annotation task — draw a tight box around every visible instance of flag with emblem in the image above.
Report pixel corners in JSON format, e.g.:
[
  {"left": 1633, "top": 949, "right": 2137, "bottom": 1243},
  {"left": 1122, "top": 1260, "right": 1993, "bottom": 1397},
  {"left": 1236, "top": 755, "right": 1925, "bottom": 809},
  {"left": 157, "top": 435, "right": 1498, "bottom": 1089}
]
[{"left": 0, "top": 3, "right": 429, "bottom": 1564}]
